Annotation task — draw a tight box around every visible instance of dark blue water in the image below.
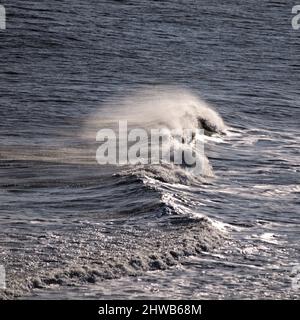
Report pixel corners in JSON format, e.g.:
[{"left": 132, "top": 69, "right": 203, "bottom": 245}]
[{"left": 0, "top": 0, "right": 299, "bottom": 299}]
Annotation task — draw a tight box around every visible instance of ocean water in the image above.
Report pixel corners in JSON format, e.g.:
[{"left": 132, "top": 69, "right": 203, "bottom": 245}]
[{"left": 0, "top": 0, "right": 299, "bottom": 299}]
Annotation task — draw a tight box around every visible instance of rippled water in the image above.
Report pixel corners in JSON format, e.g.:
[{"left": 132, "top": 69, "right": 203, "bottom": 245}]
[{"left": 0, "top": 0, "right": 299, "bottom": 299}]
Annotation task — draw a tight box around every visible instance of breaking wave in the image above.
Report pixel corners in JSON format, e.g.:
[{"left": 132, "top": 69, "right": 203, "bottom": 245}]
[
  {"left": 83, "top": 85, "right": 227, "bottom": 219},
  {"left": 84, "top": 85, "right": 226, "bottom": 181}
]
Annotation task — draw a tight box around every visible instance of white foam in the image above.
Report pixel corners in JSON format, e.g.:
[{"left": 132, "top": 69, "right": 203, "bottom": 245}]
[{"left": 83, "top": 85, "right": 226, "bottom": 139}]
